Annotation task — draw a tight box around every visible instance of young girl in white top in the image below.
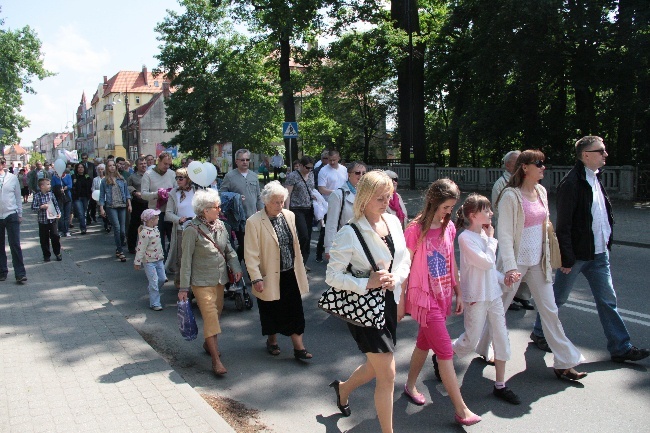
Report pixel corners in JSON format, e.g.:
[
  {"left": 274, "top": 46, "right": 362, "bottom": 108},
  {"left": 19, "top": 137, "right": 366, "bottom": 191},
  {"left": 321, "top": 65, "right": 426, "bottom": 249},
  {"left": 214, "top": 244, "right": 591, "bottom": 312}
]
[
  {"left": 453, "top": 194, "right": 521, "bottom": 404},
  {"left": 134, "top": 209, "right": 166, "bottom": 311}
]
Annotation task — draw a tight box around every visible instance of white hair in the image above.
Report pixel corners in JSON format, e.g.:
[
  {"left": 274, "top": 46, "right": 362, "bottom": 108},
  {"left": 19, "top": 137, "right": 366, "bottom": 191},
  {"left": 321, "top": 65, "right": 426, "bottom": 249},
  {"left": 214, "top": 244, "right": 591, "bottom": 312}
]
[
  {"left": 260, "top": 180, "right": 288, "bottom": 204},
  {"left": 502, "top": 150, "right": 521, "bottom": 167},
  {"left": 192, "top": 188, "right": 221, "bottom": 215}
]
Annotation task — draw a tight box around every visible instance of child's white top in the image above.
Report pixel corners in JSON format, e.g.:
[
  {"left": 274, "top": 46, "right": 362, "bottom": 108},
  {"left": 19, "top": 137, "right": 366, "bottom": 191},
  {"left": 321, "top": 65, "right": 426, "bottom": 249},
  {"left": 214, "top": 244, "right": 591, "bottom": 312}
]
[
  {"left": 134, "top": 226, "right": 164, "bottom": 265},
  {"left": 458, "top": 229, "right": 504, "bottom": 303}
]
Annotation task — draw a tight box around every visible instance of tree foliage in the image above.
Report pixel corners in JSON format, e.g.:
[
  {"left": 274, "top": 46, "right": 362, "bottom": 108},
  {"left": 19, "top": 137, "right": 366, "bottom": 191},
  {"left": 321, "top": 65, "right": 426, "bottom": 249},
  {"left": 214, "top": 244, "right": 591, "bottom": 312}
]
[
  {"left": 0, "top": 11, "right": 54, "bottom": 146},
  {"left": 154, "top": 0, "right": 281, "bottom": 159}
]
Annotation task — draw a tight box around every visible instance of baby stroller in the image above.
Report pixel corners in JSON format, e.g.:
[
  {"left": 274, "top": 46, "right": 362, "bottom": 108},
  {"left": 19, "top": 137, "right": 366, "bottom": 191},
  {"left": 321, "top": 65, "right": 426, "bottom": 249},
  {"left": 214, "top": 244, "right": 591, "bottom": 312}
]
[{"left": 220, "top": 192, "right": 253, "bottom": 311}]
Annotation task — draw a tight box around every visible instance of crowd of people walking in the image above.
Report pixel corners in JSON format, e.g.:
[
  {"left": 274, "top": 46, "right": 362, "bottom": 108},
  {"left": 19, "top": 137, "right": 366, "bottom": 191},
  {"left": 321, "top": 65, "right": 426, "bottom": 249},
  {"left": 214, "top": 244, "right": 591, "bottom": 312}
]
[{"left": 5, "top": 136, "right": 648, "bottom": 432}]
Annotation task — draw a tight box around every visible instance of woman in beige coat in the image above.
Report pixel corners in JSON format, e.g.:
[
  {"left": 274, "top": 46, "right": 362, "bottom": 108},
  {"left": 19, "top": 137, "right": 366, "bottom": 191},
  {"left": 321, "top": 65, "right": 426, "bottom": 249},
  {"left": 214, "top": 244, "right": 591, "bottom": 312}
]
[
  {"left": 244, "top": 181, "right": 311, "bottom": 360},
  {"left": 178, "top": 188, "right": 242, "bottom": 376}
]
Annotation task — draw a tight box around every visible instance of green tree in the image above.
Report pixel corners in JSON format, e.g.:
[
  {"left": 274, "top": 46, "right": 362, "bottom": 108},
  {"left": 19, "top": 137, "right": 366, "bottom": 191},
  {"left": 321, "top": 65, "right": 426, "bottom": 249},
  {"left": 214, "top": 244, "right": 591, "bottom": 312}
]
[
  {"left": 0, "top": 10, "right": 54, "bottom": 146},
  {"left": 154, "top": 0, "right": 281, "bottom": 159}
]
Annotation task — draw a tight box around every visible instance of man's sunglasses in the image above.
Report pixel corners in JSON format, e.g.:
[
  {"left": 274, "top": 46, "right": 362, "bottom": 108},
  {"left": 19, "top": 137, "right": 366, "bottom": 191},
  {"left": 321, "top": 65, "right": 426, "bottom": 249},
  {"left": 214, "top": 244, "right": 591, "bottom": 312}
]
[
  {"left": 584, "top": 148, "right": 606, "bottom": 155},
  {"left": 238, "top": 158, "right": 250, "bottom": 162},
  {"left": 353, "top": 171, "right": 366, "bottom": 176}
]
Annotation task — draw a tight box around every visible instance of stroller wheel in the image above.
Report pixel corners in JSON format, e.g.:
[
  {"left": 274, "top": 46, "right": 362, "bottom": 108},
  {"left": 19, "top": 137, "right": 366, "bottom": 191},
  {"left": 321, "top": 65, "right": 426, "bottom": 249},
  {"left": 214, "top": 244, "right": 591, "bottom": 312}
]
[
  {"left": 244, "top": 291, "right": 253, "bottom": 310},
  {"left": 234, "top": 293, "right": 244, "bottom": 311}
]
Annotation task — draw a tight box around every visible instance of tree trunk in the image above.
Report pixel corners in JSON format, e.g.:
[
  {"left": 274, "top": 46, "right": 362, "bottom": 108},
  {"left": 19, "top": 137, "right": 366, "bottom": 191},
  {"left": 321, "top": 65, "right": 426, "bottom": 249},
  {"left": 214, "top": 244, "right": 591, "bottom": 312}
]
[{"left": 279, "top": 36, "right": 298, "bottom": 163}]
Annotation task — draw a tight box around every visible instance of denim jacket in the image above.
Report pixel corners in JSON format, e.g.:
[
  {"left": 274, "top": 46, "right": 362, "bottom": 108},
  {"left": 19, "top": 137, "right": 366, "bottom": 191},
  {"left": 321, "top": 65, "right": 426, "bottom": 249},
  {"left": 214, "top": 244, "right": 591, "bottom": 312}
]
[{"left": 99, "top": 177, "right": 131, "bottom": 207}]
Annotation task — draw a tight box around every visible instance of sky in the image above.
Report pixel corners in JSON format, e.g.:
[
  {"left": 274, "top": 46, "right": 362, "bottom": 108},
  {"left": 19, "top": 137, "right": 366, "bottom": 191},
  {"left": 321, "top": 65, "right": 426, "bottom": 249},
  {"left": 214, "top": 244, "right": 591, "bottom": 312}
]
[{"left": 3, "top": 0, "right": 182, "bottom": 148}]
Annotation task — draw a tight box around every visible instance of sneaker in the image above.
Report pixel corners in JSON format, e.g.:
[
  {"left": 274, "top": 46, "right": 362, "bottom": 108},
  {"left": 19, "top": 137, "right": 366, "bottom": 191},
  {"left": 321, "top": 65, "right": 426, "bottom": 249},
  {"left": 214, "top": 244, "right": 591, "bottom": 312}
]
[
  {"left": 493, "top": 386, "right": 521, "bottom": 405},
  {"left": 611, "top": 346, "right": 650, "bottom": 363},
  {"left": 16, "top": 276, "right": 27, "bottom": 283},
  {"left": 66, "top": 232, "right": 71, "bottom": 237},
  {"left": 44, "top": 257, "right": 51, "bottom": 262},
  {"left": 56, "top": 254, "right": 62, "bottom": 261},
  {"left": 530, "top": 332, "right": 552, "bottom": 353},
  {"left": 151, "top": 306, "right": 163, "bottom": 311}
]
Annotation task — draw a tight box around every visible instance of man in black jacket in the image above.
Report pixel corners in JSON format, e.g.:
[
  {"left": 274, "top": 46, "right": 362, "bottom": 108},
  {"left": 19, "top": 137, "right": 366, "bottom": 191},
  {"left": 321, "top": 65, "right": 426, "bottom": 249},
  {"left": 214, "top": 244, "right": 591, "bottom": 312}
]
[{"left": 531, "top": 136, "right": 648, "bottom": 363}]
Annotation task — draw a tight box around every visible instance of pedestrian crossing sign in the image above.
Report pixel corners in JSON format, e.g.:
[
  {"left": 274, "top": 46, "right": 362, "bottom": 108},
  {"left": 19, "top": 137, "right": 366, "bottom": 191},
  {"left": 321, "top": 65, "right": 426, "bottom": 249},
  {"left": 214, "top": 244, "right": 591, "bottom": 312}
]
[{"left": 283, "top": 122, "right": 299, "bottom": 138}]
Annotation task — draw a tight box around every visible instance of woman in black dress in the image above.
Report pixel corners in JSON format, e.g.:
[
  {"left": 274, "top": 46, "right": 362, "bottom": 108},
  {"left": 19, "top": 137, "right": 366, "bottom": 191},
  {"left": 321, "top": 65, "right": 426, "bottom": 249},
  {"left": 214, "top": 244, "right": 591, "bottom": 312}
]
[{"left": 325, "top": 170, "right": 411, "bottom": 433}]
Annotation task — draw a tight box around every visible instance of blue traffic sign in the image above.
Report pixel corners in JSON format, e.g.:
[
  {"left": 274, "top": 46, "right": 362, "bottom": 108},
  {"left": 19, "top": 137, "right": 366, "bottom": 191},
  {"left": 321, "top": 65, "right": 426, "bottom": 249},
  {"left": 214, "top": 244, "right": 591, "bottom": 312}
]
[{"left": 282, "top": 122, "right": 299, "bottom": 138}]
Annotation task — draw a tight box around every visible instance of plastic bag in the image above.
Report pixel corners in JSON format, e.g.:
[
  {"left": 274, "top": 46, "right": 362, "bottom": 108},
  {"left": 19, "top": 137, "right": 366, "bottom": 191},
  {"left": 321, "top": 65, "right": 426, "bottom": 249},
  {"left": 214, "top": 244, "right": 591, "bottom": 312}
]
[{"left": 177, "top": 300, "right": 198, "bottom": 341}]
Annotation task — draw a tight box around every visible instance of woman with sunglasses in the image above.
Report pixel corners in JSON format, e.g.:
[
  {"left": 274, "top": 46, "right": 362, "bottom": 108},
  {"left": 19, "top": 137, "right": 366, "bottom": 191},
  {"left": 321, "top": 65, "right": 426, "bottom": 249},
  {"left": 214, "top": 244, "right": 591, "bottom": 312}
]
[
  {"left": 323, "top": 161, "right": 367, "bottom": 261},
  {"left": 478, "top": 149, "right": 587, "bottom": 381},
  {"left": 165, "top": 168, "right": 197, "bottom": 288},
  {"left": 384, "top": 170, "right": 408, "bottom": 230},
  {"left": 284, "top": 156, "right": 316, "bottom": 268}
]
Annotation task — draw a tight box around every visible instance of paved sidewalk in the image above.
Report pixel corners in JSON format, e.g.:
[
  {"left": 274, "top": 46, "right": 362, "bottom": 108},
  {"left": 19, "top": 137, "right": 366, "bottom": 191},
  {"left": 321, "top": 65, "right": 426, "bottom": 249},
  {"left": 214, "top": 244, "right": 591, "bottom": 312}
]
[{"left": 0, "top": 208, "right": 235, "bottom": 433}]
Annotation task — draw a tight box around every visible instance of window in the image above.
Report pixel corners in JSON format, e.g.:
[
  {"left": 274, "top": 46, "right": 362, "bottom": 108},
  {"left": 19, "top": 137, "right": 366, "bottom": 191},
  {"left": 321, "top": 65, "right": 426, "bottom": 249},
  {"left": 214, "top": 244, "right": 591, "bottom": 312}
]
[
  {"left": 154, "top": 81, "right": 159, "bottom": 87},
  {"left": 135, "top": 96, "right": 140, "bottom": 104}
]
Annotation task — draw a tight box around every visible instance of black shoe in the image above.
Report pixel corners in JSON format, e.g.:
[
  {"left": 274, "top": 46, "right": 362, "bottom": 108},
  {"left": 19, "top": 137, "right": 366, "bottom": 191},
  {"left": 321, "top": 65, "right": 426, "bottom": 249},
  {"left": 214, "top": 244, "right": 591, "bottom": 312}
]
[
  {"left": 315, "top": 257, "right": 323, "bottom": 263},
  {"left": 514, "top": 297, "right": 534, "bottom": 310},
  {"left": 611, "top": 346, "right": 650, "bottom": 363},
  {"left": 16, "top": 276, "right": 27, "bottom": 283},
  {"left": 530, "top": 332, "right": 552, "bottom": 353},
  {"left": 493, "top": 386, "right": 521, "bottom": 405},
  {"left": 432, "top": 354, "right": 441, "bottom": 381},
  {"left": 0, "top": 274, "right": 6, "bottom": 281},
  {"left": 329, "top": 380, "right": 351, "bottom": 417},
  {"left": 69, "top": 223, "right": 74, "bottom": 228},
  {"left": 81, "top": 230, "right": 87, "bottom": 235},
  {"left": 56, "top": 254, "right": 62, "bottom": 261},
  {"left": 44, "top": 257, "right": 51, "bottom": 262},
  {"left": 508, "top": 303, "right": 521, "bottom": 311}
]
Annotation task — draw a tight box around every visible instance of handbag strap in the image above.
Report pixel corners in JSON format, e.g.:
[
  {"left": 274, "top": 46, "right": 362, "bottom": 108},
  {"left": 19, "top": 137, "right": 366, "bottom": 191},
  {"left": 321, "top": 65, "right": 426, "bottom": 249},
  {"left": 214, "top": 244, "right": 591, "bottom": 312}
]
[
  {"left": 348, "top": 223, "right": 379, "bottom": 272},
  {"left": 337, "top": 187, "right": 347, "bottom": 230},
  {"left": 193, "top": 223, "right": 228, "bottom": 263}
]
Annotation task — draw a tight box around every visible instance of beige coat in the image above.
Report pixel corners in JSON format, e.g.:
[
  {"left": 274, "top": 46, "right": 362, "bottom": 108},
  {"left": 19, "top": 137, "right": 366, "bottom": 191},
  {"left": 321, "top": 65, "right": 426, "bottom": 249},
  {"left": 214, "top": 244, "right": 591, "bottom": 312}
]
[
  {"left": 497, "top": 184, "right": 553, "bottom": 283},
  {"left": 244, "top": 209, "right": 309, "bottom": 301},
  {"left": 164, "top": 185, "right": 196, "bottom": 272}
]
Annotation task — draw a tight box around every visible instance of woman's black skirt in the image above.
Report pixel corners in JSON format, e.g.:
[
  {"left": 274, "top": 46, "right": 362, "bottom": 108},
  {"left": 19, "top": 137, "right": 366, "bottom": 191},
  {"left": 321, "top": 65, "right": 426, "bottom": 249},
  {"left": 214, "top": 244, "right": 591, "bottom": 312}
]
[
  {"left": 347, "top": 291, "right": 397, "bottom": 354},
  {"left": 257, "top": 269, "right": 305, "bottom": 336}
]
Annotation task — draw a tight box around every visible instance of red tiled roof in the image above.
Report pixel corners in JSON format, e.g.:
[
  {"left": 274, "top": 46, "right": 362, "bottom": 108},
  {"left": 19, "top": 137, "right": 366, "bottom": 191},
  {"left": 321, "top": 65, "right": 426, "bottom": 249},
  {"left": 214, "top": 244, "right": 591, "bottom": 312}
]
[
  {"left": 120, "top": 93, "right": 162, "bottom": 129},
  {"left": 4, "top": 144, "right": 27, "bottom": 155},
  {"left": 102, "top": 70, "right": 168, "bottom": 98}
]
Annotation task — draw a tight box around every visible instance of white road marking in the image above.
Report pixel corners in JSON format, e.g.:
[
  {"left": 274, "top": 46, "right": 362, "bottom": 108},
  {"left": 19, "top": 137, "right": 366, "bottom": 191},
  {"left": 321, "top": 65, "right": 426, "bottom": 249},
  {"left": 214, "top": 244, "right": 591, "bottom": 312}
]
[{"left": 566, "top": 298, "right": 650, "bottom": 327}]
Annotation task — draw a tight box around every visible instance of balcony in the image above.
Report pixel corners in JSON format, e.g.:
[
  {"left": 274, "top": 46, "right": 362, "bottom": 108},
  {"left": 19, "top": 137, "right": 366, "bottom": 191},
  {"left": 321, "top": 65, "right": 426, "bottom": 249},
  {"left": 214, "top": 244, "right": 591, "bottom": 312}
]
[{"left": 103, "top": 104, "right": 113, "bottom": 111}]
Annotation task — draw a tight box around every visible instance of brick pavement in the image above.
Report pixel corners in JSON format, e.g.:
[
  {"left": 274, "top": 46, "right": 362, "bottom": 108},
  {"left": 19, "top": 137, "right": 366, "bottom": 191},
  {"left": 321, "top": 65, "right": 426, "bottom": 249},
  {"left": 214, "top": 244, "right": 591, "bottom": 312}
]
[{"left": 0, "top": 205, "right": 235, "bottom": 433}]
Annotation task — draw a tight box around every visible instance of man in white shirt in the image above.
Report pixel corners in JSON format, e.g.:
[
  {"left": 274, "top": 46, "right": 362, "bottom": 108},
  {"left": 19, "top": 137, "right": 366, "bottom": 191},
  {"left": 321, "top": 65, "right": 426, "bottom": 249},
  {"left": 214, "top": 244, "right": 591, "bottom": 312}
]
[
  {"left": 530, "top": 136, "right": 648, "bottom": 363},
  {"left": 313, "top": 150, "right": 328, "bottom": 170},
  {"left": 315, "top": 150, "right": 348, "bottom": 262},
  {"left": 0, "top": 157, "right": 26, "bottom": 283},
  {"left": 141, "top": 152, "right": 176, "bottom": 260},
  {"left": 270, "top": 150, "right": 284, "bottom": 180},
  {"left": 220, "top": 148, "right": 263, "bottom": 261}
]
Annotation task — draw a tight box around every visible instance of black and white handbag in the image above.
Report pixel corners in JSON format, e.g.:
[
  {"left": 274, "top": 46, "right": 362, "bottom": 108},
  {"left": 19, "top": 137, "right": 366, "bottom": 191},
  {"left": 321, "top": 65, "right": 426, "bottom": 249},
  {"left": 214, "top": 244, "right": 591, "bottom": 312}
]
[{"left": 317, "top": 223, "right": 388, "bottom": 329}]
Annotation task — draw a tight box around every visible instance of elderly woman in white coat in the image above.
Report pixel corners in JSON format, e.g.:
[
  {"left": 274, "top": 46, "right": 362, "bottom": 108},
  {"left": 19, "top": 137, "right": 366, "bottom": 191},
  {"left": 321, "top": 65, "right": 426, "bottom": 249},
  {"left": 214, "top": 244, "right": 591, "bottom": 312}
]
[
  {"left": 165, "top": 168, "right": 197, "bottom": 287},
  {"left": 323, "top": 161, "right": 367, "bottom": 261},
  {"left": 325, "top": 170, "right": 411, "bottom": 433},
  {"left": 244, "top": 181, "right": 311, "bottom": 360}
]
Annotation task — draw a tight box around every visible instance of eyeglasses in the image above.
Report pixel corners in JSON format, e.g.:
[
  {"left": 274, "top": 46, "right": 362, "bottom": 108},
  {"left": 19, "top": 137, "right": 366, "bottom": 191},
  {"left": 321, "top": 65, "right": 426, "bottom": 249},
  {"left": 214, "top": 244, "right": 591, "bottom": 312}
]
[
  {"left": 528, "top": 160, "right": 545, "bottom": 168},
  {"left": 175, "top": 176, "right": 187, "bottom": 180},
  {"left": 304, "top": 166, "right": 314, "bottom": 170},
  {"left": 391, "top": 178, "right": 398, "bottom": 182},
  {"left": 207, "top": 206, "right": 220, "bottom": 210},
  {"left": 584, "top": 148, "right": 607, "bottom": 155},
  {"left": 238, "top": 158, "right": 250, "bottom": 162},
  {"left": 353, "top": 171, "right": 366, "bottom": 176}
]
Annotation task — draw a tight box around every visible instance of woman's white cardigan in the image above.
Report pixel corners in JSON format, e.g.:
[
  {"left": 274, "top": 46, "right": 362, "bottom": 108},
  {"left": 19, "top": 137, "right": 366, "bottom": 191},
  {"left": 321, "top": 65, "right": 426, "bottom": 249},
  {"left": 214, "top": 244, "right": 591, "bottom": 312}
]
[{"left": 325, "top": 213, "right": 411, "bottom": 303}]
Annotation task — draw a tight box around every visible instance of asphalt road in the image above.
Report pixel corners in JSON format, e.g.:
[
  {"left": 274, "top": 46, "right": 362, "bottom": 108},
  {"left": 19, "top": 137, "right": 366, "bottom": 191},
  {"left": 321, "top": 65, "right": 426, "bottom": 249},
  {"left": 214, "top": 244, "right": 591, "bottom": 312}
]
[{"left": 67, "top": 209, "right": 649, "bottom": 433}]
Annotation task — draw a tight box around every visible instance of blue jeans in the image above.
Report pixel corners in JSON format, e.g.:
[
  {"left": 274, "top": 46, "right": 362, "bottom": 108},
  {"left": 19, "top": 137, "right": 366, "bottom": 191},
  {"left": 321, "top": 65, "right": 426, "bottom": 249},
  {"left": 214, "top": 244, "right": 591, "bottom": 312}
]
[
  {"left": 533, "top": 251, "right": 632, "bottom": 356},
  {"left": 73, "top": 198, "right": 89, "bottom": 231},
  {"left": 0, "top": 213, "right": 25, "bottom": 279},
  {"left": 57, "top": 201, "right": 71, "bottom": 234},
  {"left": 106, "top": 207, "right": 126, "bottom": 253},
  {"left": 144, "top": 260, "right": 165, "bottom": 308}
]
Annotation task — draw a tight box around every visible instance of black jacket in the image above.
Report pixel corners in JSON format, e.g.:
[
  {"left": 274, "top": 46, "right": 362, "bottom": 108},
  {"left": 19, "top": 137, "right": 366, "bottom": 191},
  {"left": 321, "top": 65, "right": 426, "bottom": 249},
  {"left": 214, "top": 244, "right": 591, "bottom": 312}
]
[
  {"left": 71, "top": 173, "right": 93, "bottom": 200},
  {"left": 555, "top": 160, "right": 614, "bottom": 268}
]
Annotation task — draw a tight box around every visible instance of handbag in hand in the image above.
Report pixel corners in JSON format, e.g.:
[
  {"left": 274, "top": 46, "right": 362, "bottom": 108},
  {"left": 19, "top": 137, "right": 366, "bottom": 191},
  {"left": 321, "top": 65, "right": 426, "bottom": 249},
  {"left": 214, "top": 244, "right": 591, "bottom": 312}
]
[
  {"left": 547, "top": 221, "right": 562, "bottom": 269},
  {"left": 317, "top": 223, "right": 387, "bottom": 329}
]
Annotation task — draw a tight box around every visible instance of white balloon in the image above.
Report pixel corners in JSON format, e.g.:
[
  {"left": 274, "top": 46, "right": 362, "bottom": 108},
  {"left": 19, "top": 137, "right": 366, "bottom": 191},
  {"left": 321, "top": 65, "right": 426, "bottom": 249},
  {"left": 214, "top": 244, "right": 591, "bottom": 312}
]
[
  {"left": 91, "top": 190, "right": 100, "bottom": 202},
  {"left": 202, "top": 162, "right": 217, "bottom": 186},
  {"left": 187, "top": 161, "right": 207, "bottom": 187},
  {"left": 54, "top": 159, "right": 67, "bottom": 176}
]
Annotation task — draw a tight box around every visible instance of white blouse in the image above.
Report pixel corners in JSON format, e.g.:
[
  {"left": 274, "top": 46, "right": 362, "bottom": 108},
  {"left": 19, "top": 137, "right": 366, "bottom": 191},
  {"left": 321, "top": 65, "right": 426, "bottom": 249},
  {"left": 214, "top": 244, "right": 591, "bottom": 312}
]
[{"left": 458, "top": 229, "right": 504, "bottom": 303}]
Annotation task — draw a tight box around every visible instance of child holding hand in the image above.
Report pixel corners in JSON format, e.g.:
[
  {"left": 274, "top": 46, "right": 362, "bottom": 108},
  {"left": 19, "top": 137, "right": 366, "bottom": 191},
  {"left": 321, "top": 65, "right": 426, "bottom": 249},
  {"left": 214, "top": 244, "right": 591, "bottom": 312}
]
[
  {"left": 453, "top": 194, "right": 521, "bottom": 405},
  {"left": 134, "top": 209, "right": 165, "bottom": 311}
]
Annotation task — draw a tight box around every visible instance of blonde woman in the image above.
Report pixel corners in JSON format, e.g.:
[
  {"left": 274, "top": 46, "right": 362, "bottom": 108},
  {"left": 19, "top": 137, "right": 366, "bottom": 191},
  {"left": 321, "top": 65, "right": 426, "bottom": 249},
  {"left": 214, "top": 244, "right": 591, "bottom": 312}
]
[{"left": 98, "top": 160, "right": 131, "bottom": 262}]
